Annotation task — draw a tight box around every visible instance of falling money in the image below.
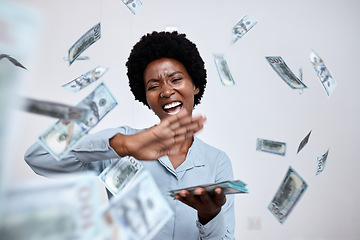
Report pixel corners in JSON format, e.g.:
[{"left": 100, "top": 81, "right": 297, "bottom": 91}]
[
  {"left": 68, "top": 22, "right": 101, "bottom": 66},
  {"left": 266, "top": 56, "right": 307, "bottom": 90},
  {"left": 99, "top": 156, "right": 143, "bottom": 196},
  {"left": 232, "top": 15, "right": 257, "bottom": 44},
  {"left": 0, "top": 174, "right": 100, "bottom": 240},
  {"left": 268, "top": 166, "right": 308, "bottom": 224},
  {"left": 122, "top": 0, "right": 142, "bottom": 15},
  {"left": 308, "top": 50, "right": 336, "bottom": 96},
  {"left": 38, "top": 83, "right": 117, "bottom": 161},
  {"left": 0, "top": 54, "right": 27, "bottom": 69},
  {"left": 62, "top": 66, "right": 109, "bottom": 93},
  {"left": 103, "top": 170, "right": 173, "bottom": 240},
  {"left": 297, "top": 130, "right": 312, "bottom": 154},
  {"left": 256, "top": 138, "right": 286, "bottom": 156},
  {"left": 20, "top": 98, "right": 90, "bottom": 122},
  {"left": 316, "top": 149, "right": 329, "bottom": 175},
  {"left": 213, "top": 53, "right": 235, "bottom": 86}
]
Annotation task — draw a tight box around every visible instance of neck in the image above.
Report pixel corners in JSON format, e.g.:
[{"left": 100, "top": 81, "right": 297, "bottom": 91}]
[{"left": 168, "top": 136, "right": 194, "bottom": 169}]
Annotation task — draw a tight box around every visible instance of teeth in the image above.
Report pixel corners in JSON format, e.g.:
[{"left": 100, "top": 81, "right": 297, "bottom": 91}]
[
  {"left": 164, "top": 101, "right": 181, "bottom": 110},
  {"left": 168, "top": 108, "right": 181, "bottom": 115}
]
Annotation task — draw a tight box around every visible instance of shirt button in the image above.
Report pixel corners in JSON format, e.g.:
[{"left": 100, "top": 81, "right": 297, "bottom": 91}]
[
  {"left": 76, "top": 144, "right": 81, "bottom": 149},
  {"left": 101, "top": 142, "right": 106, "bottom": 148},
  {"left": 88, "top": 143, "right": 93, "bottom": 149}
]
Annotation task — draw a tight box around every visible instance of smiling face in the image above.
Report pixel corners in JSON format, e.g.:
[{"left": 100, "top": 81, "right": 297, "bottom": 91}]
[{"left": 143, "top": 58, "right": 199, "bottom": 120}]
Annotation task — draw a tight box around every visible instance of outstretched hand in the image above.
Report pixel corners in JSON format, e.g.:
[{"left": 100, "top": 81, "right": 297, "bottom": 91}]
[
  {"left": 174, "top": 187, "right": 226, "bottom": 225},
  {"left": 110, "top": 110, "right": 206, "bottom": 160}
]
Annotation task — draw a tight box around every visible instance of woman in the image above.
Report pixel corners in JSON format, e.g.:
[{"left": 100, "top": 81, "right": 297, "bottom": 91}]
[{"left": 25, "top": 31, "right": 235, "bottom": 239}]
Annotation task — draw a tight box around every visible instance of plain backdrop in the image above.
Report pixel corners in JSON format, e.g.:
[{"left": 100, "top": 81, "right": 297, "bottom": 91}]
[{"left": 2, "top": 0, "right": 360, "bottom": 239}]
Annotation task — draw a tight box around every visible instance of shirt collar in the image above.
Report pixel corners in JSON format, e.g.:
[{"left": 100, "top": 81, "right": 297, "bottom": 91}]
[{"left": 158, "top": 136, "right": 205, "bottom": 178}]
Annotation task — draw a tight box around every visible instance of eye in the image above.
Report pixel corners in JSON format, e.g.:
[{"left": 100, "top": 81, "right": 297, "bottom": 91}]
[
  {"left": 172, "top": 78, "right": 182, "bottom": 83},
  {"left": 147, "top": 85, "right": 159, "bottom": 91}
]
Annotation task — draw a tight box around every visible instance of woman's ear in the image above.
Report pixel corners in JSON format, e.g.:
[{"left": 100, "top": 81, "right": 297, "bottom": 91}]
[{"left": 194, "top": 87, "right": 199, "bottom": 95}]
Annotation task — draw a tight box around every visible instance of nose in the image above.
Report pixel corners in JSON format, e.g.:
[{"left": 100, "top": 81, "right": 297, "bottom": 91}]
[{"left": 160, "top": 83, "right": 174, "bottom": 98}]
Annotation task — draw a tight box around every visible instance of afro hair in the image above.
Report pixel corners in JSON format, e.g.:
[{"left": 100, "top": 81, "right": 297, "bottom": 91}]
[{"left": 126, "top": 31, "right": 207, "bottom": 108}]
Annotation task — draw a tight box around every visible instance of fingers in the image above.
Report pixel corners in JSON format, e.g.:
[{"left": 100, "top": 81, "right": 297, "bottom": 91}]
[
  {"left": 213, "top": 187, "right": 226, "bottom": 206},
  {"left": 174, "top": 187, "right": 226, "bottom": 213},
  {"left": 163, "top": 114, "right": 206, "bottom": 139}
]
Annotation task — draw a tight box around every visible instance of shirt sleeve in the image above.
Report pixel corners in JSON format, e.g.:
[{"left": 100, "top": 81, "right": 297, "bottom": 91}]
[
  {"left": 196, "top": 152, "right": 236, "bottom": 240},
  {"left": 24, "top": 127, "right": 127, "bottom": 177}
]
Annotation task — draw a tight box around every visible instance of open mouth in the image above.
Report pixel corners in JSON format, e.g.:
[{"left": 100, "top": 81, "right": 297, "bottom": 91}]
[{"left": 163, "top": 101, "right": 183, "bottom": 115}]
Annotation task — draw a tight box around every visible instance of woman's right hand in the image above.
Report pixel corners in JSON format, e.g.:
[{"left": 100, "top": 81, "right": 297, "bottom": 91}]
[{"left": 110, "top": 110, "right": 206, "bottom": 160}]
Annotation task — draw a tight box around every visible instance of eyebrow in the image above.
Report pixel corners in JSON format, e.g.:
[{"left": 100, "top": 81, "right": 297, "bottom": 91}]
[{"left": 145, "top": 71, "right": 184, "bottom": 87}]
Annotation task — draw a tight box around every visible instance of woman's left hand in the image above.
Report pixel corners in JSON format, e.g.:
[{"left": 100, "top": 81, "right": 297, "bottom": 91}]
[{"left": 174, "top": 187, "right": 226, "bottom": 225}]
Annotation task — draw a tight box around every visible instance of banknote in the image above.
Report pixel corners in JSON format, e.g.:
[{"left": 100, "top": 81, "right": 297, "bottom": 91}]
[
  {"left": 256, "top": 138, "right": 286, "bottom": 156},
  {"left": 62, "top": 66, "right": 109, "bottom": 93},
  {"left": 21, "top": 97, "right": 90, "bottom": 122},
  {"left": 104, "top": 170, "right": 173, "bottom": 240},
  {"left": 38, "top": 83, "right": 117, "bottom": 161},
  {"left": 85, "top": 210, "right": 132, "bottom": 240},
  {"left": 0, "top": 54, "right": 27, "bottom": 69},
  {"left": 266, "top": 56, "right": 307, "bottom": 90},
  {"left": 68, "top": 22, "right": 101, "bottom": 66},
  {"left": 308, "top": 50, "right": 336, "bottom": 96},
  {"left": 99, "top": 156, "right": 143, "bottom": 196},
  {"left": 168, "top": 179, "right": 248, "bottom": 198},
  {"left": 122, "top": 0, "right": 142, "bottom": 15},
  {"left": 297, "top": 130, "right": 312, "bottom": 154},
  {"left": 268, "top": 166, "right": 308, "bottom": 224},
  {"left": 213, "top": 54, "right": 235, "bottom": 86},
  {"left": 316, "top": 149, "right": 329, "bottom": 175},
  {"left": 0, "top": 174, "right": 100, "bottom": 240},
  {"left": 232, "top": 15, "right": 257, "bottom": 44}
]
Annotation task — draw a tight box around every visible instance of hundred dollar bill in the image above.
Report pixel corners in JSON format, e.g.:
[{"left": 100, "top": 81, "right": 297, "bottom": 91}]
[
  {"left": 256, "top": 138, "right": 286, "bottom": 156},
  {"left": 104, "top": 170, "right": 173, "bottom": 240},
  {"left": 316, "top": 149, "right": 329, "bottom": 175},
  {"left": 213, "top": 54, "right": 235, "bottom": 86},
  {"left": 0, "top": 54, "right": 27, "bottom": 70},
  {"left": 268, "top": 166, "right": 308, "bottom": 224},
  {"left": 38, "top": 83, "right": 117, "bottom": 161},
  {"left": 99, "top": 156, "right": 143, "bottom": 196},
  {"left": 308, "top": 50, "right": 336, "bottom": 96},
  {"left": 20, "top": 97, "right": 90, "bottom": 122},
  {"left": 0, "top": 174, "right": 100, "bottom": 240},
  {"left": 122, "top": 0, "right": 142, "bottom": 15},
  {"left": 266, "top": 56, "right": 307, "bottom": 90},
  {"left": 85, "top": 210, "right": 132, "bottom": 240},
  {"left": 68, "top": 22, "right": 101, "bottom": 66},
  {"left": 62, "top": 66, "right": 109, "bottom": 93},
  {"left": 297, "top": 130, "right": 311, "bottom": 154},
  {"left": 232, "top": 15, "right": 257, "bottom": 44},
  {"left": 168, "top": 179, "right": 248, "bottom": 198}
]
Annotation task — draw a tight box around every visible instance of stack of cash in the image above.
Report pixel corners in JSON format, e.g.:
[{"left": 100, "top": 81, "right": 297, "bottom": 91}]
[{"left": 168, "top": 179, "right": 248, "bottom": 198}]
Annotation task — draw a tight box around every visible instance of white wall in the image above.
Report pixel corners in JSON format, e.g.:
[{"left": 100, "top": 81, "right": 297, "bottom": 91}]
[{"left": 4, "top": 0, "right": 360, "bottom": 239}]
